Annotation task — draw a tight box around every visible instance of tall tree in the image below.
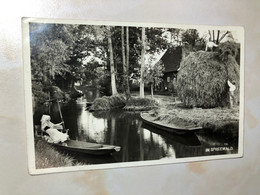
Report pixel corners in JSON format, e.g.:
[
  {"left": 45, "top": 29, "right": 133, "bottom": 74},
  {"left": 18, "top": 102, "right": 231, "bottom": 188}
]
[
  {"left": 125, "top": 27, "right": 131, "bottom": 99},
  {"left": 140, "top": 27, "right": 146, "bottom": 98},
  {"left": 30, "top": 23, "right": 75, "bottom": 83},
  {"left": 121, "top": 26, "right": 131, "bottom": 99},
  {"left": 30, "top": 23, "right": 78, "bottom": 102},
  {"left": 128, "top": 27, "right": 171, "bottom": 97},
  {"left": 144, "top": 60, "right": 165, "bottom": 99},
  {"left": 181, "top": 29, "right": 206, "bottom": 55},
  {"left": 121, "top": 27, "right": 126, "bottom": 87},
  {"left": 181, "top": 29, "right": 200, "bottom": 48},
  {"left": 107, "top": 26, "right": 118, "bottom": 95},
  {"left": 121, "top": 27, "right": 128, "bottom": 99}
]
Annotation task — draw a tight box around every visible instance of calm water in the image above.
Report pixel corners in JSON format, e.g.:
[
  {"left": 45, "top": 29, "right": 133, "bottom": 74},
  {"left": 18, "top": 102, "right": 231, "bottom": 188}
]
[{"left": 34, "top": 89, "right": 238, "bottom": 165}]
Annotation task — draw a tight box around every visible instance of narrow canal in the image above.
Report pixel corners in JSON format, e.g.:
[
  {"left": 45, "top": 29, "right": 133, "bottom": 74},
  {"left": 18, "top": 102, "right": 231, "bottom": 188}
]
[{"left": 34, "top": 88, "right": 238, "bottom": 165}]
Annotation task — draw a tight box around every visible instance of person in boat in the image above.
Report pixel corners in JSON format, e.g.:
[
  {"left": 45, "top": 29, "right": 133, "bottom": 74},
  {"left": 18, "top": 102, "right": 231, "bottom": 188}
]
[{"left": 41, "top": 115, "right": 69, "bottom": 143}]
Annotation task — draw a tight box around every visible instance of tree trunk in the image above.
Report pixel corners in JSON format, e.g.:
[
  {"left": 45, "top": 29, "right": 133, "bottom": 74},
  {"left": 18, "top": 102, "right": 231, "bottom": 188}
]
[
  {"left": 125, "top": 26, "right": 131, "bottom": 99},
  {"left": 219, "top": 31, "right": 230, "bottom": 43},
  {"left": 216, "top": 30, "right": 220, "bottom": 44},
  {"left": 151, "top": 83, "right": 154, "bottom": 99},
  {"left": 140, "top": 27, "right": 145, "bottom": 98},
  {"left": 212, "top": 30, "right": 215, "bottom": 42},
  {"left": 122, "top": 26, "right": 126, "bottom": 71},
  {"left": 121, "top": 26, "right": 131, "bottom": 99},
  {"left": 114, "top": 54, "right": 118, "bottom": 80},
  {"left": 208, "top": 30, "right": 212, "bottom": 41},
  {"left": 107, "top": 26, "right": 118, "bottom": 95}
]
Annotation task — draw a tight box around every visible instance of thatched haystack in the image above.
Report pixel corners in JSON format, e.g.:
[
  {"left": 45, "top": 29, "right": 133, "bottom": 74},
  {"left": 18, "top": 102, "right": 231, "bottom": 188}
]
[
  {"left": 177, "top": 44, "right": 240, "bottom": 108},
  {"left": 217, "top": 41, "right": 240, "bottom": 62}
]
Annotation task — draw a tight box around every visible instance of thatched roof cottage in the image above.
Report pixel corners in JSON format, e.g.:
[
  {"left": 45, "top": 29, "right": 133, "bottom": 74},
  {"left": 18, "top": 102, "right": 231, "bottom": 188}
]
[{"left": 159, "top": 46, "right": 182, "bottom": 93}]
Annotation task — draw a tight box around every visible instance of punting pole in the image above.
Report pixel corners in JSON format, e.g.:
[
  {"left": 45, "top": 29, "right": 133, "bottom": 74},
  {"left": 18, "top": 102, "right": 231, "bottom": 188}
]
[{"left": 57, "top": 99, "right": 66, "bottom": 129}]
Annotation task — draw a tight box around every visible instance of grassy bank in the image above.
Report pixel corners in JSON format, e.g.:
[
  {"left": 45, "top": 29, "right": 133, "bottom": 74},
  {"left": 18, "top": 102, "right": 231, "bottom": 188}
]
[
  {"left": 124, "top": 97, "right": 159, "bottom": 111},
  {"left": 34, "top": 139, "right": 81, "bottom": 169},
  {"left": 144, "top": 100, "right": 239, "bottom": 136},
  {"left": 90, "top": 94, "right": 126, "bottom": 111}
]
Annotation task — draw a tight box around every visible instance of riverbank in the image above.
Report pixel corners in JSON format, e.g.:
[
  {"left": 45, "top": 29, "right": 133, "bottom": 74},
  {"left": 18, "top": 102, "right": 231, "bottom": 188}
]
[
  {"left": 123, "top": 97, "right": 158, "bottom": 111},
  {"left": 34, "top": 138, "right": 82, "bottom": 169},
  {"left": 143, "top": 95, "right": 239, "bottom": 136},
  {"left": 90, "top": 94, "right": 126, "bottom": 111},
  {"left": 90, "top": 94, "right": 158, "bottom": 111},
  {"left": 88, "top": 91, "right": 239, "bottom": 136}
]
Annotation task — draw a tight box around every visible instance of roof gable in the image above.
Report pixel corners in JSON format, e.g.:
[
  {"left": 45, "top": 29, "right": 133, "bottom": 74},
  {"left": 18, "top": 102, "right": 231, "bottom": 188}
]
[{"left": 161, "top": 46, "right": 182, "bottom": 73}]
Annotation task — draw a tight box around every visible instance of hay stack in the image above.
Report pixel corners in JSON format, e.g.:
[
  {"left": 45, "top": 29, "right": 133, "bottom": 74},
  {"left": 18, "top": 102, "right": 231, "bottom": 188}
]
[
  {"left": 177, "top": 46, "right": 240, "bottom": 108},
  {"left": 217, "top": 41, "right": 239, "bottom": 62}
]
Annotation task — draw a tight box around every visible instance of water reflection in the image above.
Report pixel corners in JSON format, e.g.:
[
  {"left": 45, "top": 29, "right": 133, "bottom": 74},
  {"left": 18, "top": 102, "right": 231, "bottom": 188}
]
[
  {"left": 67, "top": 107, "right": 178, "bottom": 162},
  {"left": 77, "top": 104, "right": 107, "bottom": 143},
  {"left": 33, "top": 88, "right": 238, "bottom": 165}
]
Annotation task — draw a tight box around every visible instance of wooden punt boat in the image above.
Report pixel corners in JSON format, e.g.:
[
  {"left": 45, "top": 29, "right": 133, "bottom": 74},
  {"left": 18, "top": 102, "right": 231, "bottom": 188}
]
[
  {"left": 140, "top": 112, "right": 203, "bottom": 134},
  {"left": 51, "top": 140, "right": 121, "bottom": 155},
  {"left": 141, "top": 122, "right": 201, "bottom": 146},
  {"left": 35, "top": 99, "right": 120, "bottom": 155},
  {"left": 34, "top": 125, "right": 120, "bottom": 155}
]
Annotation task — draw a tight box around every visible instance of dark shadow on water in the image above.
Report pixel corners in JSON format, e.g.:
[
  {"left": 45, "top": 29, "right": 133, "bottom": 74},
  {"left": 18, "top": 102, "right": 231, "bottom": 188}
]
[{"left": 141, "top": 122, "right": 201, "bottom": 147}]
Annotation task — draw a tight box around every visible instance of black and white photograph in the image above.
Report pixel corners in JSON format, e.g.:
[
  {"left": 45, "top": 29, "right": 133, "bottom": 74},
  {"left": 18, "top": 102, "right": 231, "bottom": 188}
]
[{"left": 23, "top": 18, "right": 244, "bottom": 174}]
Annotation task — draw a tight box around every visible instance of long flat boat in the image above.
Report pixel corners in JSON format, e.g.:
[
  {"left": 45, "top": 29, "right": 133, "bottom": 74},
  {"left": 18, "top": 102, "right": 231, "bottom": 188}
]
[
  {"left": 50, "top": 140, "right": 121, "bottom": 155},
  {"left": 140, "top": 112, "right": 203, "bottom": 134},
  {"left": 141, "top": 122, "right": 201, "bottom": 146},
  {"left": 34, "top": 125, "right": 120, "bottom": 155}
]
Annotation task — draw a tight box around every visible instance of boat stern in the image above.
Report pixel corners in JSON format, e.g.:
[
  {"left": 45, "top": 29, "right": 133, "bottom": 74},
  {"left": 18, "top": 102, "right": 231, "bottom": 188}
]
[{"left": 114, "top": 146, "right": 121, "bottom": 152}]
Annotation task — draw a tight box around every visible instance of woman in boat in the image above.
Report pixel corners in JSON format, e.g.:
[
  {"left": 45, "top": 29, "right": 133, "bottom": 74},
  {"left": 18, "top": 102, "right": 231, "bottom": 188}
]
[{"left": 41, "top": 115, "right": 69, "bottom": 143}]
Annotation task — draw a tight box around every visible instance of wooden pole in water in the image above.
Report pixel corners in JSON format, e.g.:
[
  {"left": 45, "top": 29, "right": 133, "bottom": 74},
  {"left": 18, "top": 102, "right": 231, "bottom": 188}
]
[{"left": 57, "top": 99, "right": 66, "bottom": 129}]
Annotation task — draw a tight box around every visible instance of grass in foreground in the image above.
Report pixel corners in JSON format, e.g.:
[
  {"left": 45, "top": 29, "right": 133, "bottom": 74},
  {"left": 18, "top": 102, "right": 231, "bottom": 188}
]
[{"left": 34, "top": 139, "right": 82, "bottom": 169}]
